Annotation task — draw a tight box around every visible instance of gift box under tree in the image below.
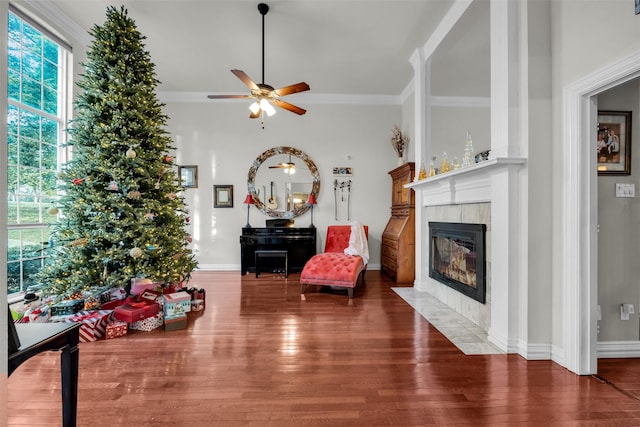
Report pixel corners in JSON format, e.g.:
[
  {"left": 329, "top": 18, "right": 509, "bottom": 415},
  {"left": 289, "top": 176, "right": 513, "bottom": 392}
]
[
  {"left": 65, "top": 310, "right": 114, "bottom": 342},
  {"left": 105, "top": 320, "right": 128, "bottom": 339}
]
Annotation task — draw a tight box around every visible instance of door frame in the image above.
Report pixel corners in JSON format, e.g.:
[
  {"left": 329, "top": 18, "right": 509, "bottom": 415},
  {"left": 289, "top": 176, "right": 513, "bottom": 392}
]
[{"left": 563, "top": 51, "right": 640, "bottom": 374}]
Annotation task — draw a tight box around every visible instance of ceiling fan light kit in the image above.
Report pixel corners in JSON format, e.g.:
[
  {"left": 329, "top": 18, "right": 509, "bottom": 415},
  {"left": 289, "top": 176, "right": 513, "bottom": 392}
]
[{"left": 207, "top": 3, "right": 310, "bottom": 126}]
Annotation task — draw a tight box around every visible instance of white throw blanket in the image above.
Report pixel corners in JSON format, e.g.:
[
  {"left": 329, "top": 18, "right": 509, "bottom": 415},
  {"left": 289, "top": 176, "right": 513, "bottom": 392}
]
[{"left": 344, "top": 221, "right": 369, "bottom": 265}]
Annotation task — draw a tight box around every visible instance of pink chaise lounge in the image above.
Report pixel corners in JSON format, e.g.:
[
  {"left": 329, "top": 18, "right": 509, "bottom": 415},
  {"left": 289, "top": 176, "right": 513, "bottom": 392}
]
[{"left": 300, "top": 224, "right": 369, "bottom": 299}]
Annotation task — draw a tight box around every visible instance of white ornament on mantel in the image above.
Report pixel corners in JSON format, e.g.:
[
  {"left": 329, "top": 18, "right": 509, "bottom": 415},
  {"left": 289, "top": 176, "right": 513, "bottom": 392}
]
[
  {"left": 462, "top": 132, "right": 475, "bottom": 167},
  {"left": 397, "top": 156, "right": 404, "bottom": 166}
]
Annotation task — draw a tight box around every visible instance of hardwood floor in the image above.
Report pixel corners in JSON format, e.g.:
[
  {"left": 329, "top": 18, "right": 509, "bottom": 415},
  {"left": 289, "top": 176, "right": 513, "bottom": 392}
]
[{"left": 8, "top": 270, "right": 640, "bottom": 426}]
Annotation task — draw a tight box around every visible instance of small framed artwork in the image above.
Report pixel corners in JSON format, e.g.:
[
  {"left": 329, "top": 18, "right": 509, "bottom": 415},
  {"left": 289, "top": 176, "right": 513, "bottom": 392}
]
[
  {"left": 179, "top": 165, "right": 198, "bottom": 188},
  {"left": 636, "top": 0, "right": 640, "bottom": 15},
  {"left": 332, "top": 167, "right": 353, "bottom": 176},
  {"left": 214, "top": 185, "right": 233, "bottom": 208},
  {"left": 597, "top": 111, "right": 632, "bottom": 175}
]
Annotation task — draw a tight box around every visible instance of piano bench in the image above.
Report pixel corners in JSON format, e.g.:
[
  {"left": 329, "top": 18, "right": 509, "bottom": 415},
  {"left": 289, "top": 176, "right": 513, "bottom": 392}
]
[{"left": 255, "top": 250, "right": 288, "bottom": 278}]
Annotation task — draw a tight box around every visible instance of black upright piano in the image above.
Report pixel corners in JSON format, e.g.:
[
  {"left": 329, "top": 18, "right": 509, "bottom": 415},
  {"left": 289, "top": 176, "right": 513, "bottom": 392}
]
[{"left": 240, "top": 227, "right": 317, "bottom": 275}]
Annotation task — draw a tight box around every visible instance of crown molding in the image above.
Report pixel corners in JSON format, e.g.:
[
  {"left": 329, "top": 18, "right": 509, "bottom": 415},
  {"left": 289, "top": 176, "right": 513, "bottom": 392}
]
[
  {"left": 431, "top": 96, "right": 490, "bottom": 108},
  {"left": 20, "top": 0, "right": 90, "bottom": 46},
  {"left": 158, "top": 91, "right": 402, "bottom": 105}
]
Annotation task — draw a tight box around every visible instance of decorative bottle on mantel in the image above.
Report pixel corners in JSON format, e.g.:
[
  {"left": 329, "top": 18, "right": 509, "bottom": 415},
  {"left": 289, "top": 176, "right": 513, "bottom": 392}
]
[
  {"left": 440, "top": 152, "right": 450, "bottom": 173},
  {"left": 428, "top": 156, "right": 437, "bottom": 177},
  {"left": 418, "top": 161, "right": 427, "bottom": 180}
]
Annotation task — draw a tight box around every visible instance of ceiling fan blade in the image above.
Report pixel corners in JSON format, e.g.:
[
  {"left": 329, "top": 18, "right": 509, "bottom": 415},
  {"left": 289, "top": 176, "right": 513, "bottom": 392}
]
[
  {"left": 207, "top": 94, "right": 251, "bottom": 99},
  {"left": 231, "top": 69, "right": 259, "bottom": 91},
  {"left": 249, "top": 110, "right": 260, "bottom": 119},
  {"left": 272, "top": 99, "right": 307, "bottom": 115},
  {"left": 274, "top": 82, "right": 310, "bottom": 97}
]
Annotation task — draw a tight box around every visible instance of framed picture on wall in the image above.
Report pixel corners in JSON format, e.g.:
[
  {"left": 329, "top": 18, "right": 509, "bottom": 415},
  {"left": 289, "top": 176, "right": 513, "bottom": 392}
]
[
  {"left": 597, "top": 111, "right": 632, "bottom": 175},
  {"left": 214, "top": 185, "right": 233, "bottom": 208},
  {"left": 178, "top": 165, "right": 198, "bottom": 188}
]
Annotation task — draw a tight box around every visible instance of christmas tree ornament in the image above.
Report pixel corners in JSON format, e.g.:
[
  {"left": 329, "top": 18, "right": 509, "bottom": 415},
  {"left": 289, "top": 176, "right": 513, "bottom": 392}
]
[
  {"left": 72, "top": 178, "right": 84, "bottom": 185},
  {"left": 127, "top": 190, "right": 141, "bottom": 199},
  {"left": 144, "top": 212, "right": 155, "bottom": 220},
  {"left": 167, "top": 192, "right": 177, "bottom": 200},
  {"left": 108, "top": 181, "right": 119, "bottom": 191},
  {"left": 48, "top": 206, "right": 59, "bottom": 215},
  {"left": 126, "top": 148, "right": 137, "bottom": 159},
  {"left": 129, "top": 247, "right": 143, "bottom": 258}
]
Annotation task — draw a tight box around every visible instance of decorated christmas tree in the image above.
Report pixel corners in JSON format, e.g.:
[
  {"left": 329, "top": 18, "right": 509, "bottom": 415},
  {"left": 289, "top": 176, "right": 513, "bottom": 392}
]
[{"left": 39, "top": 6, "right": 197, "bottom": 297}]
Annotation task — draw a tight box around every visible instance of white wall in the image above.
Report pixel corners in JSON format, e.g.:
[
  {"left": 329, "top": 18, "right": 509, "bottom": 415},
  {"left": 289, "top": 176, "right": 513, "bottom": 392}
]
[
  {"left": 165, "top": 101, "right": 401, "bottom": 270},
  {"left": 430, "top": 106, "right": 490, "bottom": 165}
]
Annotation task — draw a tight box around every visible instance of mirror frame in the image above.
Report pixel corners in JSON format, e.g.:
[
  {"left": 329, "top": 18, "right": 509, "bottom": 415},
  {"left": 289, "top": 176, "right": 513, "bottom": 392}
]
[{"left": 248, "top": 146, "right": 320, "bottom": 218}]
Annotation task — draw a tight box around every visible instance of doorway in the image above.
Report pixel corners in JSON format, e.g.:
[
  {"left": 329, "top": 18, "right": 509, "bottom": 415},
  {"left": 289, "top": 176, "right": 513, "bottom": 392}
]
[{"left": 564, "top": 51, "right": 640, "bottom": 375}]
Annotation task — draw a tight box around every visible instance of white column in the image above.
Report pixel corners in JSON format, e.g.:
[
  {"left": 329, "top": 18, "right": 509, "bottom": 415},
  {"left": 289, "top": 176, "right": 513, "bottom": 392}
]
[
  {"left": 486, "top": 0, "right": 521, "bottom": 352},
  {"left": 409, "top": 48, "right": 430, "bottom": 288},
  {"left": 487, "top": 166, "right": 521, "bottom": 352},
  {"left": 490, "top": 0, "right": 521, "bottom": 159}
]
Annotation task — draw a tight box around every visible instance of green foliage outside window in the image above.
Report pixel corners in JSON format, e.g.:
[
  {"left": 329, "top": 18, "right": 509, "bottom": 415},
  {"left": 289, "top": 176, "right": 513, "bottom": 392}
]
[{"left": 7, "top": 10, "right": 63, "bottom": 295}]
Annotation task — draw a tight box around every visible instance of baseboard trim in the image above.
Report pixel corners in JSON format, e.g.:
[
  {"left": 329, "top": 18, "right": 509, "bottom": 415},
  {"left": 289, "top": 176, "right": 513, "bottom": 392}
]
[{"left": 597, "top": 340, "right": 640, "bottom": 358}]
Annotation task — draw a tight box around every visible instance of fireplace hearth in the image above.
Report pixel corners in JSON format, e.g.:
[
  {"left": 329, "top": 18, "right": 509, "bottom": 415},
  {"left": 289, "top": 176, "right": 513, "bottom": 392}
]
[{"left": 429, "top": 222, "right": 486, "bottom": 304}]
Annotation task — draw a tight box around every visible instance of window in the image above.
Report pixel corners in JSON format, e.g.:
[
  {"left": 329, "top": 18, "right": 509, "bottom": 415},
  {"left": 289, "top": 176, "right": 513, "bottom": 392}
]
[{"left": 7, "top": 9, "right": 71, "bottom": 296}]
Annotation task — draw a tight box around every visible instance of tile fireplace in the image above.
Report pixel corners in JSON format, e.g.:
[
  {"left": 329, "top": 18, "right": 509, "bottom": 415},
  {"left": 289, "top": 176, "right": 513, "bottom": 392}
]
[{"left": 429, "top": 222, "right": 486, "bottom": 304}]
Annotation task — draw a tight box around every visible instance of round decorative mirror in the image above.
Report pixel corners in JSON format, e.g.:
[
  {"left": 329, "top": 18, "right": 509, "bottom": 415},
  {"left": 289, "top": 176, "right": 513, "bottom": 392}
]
[{"left": 248, "top": 146, "right": 320, "bottom": 218}]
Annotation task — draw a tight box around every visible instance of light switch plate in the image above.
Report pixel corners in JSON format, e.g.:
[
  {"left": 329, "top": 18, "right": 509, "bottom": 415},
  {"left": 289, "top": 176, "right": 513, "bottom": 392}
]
[{"left": 615, "top": 183, "right": 635, "bottom": 198}]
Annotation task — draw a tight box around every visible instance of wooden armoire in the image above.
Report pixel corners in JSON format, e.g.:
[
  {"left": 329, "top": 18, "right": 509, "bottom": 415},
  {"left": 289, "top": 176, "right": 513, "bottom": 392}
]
[{"left": 381, "top": 162, "right": 415, "bottom": 283}]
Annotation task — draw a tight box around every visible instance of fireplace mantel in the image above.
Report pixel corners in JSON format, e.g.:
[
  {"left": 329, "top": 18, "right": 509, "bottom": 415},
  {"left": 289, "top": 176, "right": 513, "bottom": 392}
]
[
  {"left": 406, "top": 157, "right": 526, "bottom": 206},
  {"left": 407, "top": 156, "right": 526, "bottom": 353}
]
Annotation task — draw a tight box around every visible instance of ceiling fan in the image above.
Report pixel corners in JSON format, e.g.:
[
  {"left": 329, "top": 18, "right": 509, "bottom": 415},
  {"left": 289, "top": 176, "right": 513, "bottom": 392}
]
[
  {"left": 269, "top": 154, "right": 296, "bottom": 174},
  {"left": 207, "top": 3, "right": 310, "bottom": 120}
]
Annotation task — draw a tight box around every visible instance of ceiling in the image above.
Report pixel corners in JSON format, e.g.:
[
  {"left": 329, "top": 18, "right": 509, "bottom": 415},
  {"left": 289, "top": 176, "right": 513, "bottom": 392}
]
[{"left": 35, "top": 0, "right": 491, "bottom": 99}]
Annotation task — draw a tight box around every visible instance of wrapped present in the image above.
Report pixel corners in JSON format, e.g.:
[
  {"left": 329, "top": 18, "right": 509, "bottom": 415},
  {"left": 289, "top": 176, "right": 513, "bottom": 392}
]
[
  {"left": 114, "top": 298, "right": 160, "bottom": 323},
  {"left": 185, "top": 287, "right": 205, "bottom": 301},
  {"left": 105, "top": 320, "right": 128, "bottom": 339},
  {"left": 191, "top": 299, "right": 204, "bottom": 311},
  {"left": 130, "top": 278, "right": 162, "bottom": 296},
  {"left": 114, "top": 290, "right": 160, "bottom": 323},
  {"left": 164, "top": 313, "right": 187, "bottom": 332},
  {"left": 193, "top": 288, "right": 205, "bottom": 301},
  {"left": 101, "top": 297, "right": 127, "bottom": 311},
  {"left": 83, "top": 287, "right": 112, "bottom": 310},
  {"left": 161, "top": 283, "right": 177, "bottom": 295},
  {"left": 163, "top": 291, "right": 191, "bottom": 317},
  {"left": 51, "top": 299, "right": 85, "bottom": 316},
  {"left": 129, "top": 312, "right": 163, "bottom": 332},
  {"left": 66, "top": 310, "right": 114, "bottom": 342}
]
